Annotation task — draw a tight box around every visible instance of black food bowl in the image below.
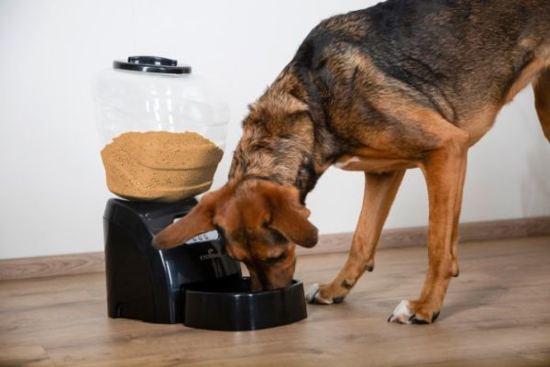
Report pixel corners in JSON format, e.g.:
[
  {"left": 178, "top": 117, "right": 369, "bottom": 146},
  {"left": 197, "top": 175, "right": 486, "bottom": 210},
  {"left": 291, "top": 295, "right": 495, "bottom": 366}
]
[{"left": 181, "top": 276, "right": 307, "bottom": 331}]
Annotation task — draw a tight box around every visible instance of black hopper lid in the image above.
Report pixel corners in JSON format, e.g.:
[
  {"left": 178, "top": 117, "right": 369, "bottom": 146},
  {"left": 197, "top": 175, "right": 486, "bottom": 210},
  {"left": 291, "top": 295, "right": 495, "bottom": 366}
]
[{"left": 113, "top": 56, "right": 191, "bottom": 75}]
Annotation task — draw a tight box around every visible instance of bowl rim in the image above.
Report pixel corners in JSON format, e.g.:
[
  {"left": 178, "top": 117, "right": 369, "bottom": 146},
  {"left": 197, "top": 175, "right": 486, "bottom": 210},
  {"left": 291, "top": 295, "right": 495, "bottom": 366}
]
[{"left": 182, "top": 277, "right": 303, "bottom": 297}]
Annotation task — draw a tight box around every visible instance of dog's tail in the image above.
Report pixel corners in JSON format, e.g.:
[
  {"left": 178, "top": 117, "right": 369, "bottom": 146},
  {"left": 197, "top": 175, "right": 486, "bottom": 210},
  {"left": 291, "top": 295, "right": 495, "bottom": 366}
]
[{"left": 534, "top": 68, "right": 550, "bottom": 142}]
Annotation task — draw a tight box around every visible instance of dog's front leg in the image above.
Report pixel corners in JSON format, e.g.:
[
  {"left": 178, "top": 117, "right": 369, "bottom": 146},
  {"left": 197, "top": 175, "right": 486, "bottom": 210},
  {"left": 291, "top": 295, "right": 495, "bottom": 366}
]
[
  {"left": 307, "top": 170, "right": 405, "bottom": 304},
  {"left": 389, "top": 126, "right": 469, "bottom": 324}
]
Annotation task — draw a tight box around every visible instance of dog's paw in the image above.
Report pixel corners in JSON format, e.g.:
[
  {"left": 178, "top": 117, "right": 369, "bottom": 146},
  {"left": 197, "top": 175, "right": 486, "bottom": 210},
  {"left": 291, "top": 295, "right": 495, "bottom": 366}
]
[
  {"left": 387, "top": 300, "right": 413, "bottom": 324},
  {"left": 387, "top": 300, "right": 440, "bottom": 325},
  {"left": 306, "top": 283, "right": 333, "bottom": 304},
  {"left": 306, "top": 283, "right": 345, "bottom": 305}
]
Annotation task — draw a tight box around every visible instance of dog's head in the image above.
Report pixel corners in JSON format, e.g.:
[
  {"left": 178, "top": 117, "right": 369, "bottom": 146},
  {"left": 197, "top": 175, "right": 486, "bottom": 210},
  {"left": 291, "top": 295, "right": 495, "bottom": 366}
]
[{"left": 152, "top": 180, "right": 318, "bottom": 291}]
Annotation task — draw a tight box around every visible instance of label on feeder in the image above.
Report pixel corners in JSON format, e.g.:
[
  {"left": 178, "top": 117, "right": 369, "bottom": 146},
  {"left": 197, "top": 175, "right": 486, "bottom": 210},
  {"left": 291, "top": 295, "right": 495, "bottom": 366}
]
[
  {"left": 199, "top": 248, "right": 222, "bottom": 261},
  {"left": 185, "top": 230, "right": 219, "bottom": 245}
]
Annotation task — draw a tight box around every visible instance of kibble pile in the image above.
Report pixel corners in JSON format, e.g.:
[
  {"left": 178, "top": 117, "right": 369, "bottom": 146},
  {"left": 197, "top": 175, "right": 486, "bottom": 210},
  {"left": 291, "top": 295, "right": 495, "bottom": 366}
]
[{"left": 101, "top": 131, "right": 223, "bottom": 201}]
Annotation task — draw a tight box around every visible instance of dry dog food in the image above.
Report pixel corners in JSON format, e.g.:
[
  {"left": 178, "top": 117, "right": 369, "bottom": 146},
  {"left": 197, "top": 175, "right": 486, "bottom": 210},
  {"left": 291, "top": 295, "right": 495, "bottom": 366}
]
[{"left": 101, "top": 131, "right": 223, "bottom": 202}]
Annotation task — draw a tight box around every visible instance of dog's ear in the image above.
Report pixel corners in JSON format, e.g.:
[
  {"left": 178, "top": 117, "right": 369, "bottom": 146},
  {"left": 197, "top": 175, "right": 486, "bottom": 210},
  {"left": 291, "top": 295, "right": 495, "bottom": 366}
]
[
  {"left": 260, "top": 182, "right": 318, "bottom": 248},
  {"left": 152, "top": 189, "right": 224, "bottom": 250}
]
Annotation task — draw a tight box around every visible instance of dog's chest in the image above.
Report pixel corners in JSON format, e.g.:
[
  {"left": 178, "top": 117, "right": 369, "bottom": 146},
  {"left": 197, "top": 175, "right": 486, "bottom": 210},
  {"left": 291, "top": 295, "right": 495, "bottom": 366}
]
[{"left": 335, "top": 155, "right": 418, "bottom": 173}]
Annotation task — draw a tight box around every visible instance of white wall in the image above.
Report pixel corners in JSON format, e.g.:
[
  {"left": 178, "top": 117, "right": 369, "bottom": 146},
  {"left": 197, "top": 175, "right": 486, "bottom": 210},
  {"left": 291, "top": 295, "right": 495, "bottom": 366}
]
[{"left": 1, "top": 0, "right": 549, "bottom": 260}]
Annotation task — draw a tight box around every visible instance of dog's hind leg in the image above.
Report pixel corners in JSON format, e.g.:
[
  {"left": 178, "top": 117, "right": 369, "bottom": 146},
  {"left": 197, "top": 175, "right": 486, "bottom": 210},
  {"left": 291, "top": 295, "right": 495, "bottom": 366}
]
[
  {"left": 388, "top": 121, "right": 469, "bottom": 324},
  {"left": 534, "top": 68, "right": 550, "bottom": 142},
  {"left": 306, "top": 170, "right": 405, "bottom": 305}
]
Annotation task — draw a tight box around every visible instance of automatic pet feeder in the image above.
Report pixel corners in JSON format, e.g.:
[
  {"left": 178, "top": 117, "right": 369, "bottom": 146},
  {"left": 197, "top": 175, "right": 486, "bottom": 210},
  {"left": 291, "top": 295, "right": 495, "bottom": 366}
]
[{"left": 93, "top": 56, "right": 307, "bottom": 331}]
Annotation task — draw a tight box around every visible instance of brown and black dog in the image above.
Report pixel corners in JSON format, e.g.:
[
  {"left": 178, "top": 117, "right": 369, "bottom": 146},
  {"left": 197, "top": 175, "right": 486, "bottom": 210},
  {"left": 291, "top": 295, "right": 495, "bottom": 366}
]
[{"left": 153, "top": 0, "right": 550, "bottom": 324}]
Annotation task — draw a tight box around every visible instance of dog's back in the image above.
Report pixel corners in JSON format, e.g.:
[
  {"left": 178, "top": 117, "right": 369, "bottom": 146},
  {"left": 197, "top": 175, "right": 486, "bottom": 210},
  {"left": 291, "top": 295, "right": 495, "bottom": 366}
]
[{"left": 291, "top": 0, "right": 550, "bottom": 146}]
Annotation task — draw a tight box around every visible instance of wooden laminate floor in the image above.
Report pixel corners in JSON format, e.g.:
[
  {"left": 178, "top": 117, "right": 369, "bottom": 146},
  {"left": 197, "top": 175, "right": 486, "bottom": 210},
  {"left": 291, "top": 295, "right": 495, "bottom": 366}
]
[{"left": 1, "top": 236, "right": 550, "bottom": 367}]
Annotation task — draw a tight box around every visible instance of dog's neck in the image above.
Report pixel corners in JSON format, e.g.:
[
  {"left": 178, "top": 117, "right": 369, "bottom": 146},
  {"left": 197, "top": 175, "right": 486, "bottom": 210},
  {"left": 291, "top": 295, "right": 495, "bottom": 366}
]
[
  {"left": 228, "top": 70, "right": 330, "bottom": 202},
  {"left": 228, "top": 120, "right": 320, "bottom": 203}
]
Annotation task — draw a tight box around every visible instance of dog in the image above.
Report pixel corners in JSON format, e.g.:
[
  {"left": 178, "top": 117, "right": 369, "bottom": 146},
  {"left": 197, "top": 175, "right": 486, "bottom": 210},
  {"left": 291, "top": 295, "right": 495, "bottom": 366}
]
[{"left": 153, "top": 0, "right": 550, "bottom": 324}]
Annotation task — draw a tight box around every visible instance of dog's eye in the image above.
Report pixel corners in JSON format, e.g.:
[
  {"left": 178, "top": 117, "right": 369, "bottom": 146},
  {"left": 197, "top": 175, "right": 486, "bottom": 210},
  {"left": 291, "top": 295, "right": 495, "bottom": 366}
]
[{"left": 262, "top": 253, "right": 286, "bottom": 264}]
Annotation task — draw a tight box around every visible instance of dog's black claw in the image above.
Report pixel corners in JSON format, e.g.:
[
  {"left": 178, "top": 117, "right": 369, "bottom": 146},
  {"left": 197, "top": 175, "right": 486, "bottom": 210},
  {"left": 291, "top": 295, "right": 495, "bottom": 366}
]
[
  {"left": 431, "top": 311, "right": 440, "bottom": 323},
  {"left": 333, "top": 296, "right": 345, "bottom": 304},
  {"left": 387, "top": 314, "right": 394, "bottom": 323},
  {"left": 410, "top": 315, "right": 430, "bottom": 325}
]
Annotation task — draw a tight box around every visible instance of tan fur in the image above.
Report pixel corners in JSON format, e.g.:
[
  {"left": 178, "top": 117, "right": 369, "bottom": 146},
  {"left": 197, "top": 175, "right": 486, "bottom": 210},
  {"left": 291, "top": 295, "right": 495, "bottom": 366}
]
[
  {"left": 504, "top": 59, "right": 550, "bottom": 104},
  {"left": 460, "top": 105, "right": 500, "bottom": 146}
]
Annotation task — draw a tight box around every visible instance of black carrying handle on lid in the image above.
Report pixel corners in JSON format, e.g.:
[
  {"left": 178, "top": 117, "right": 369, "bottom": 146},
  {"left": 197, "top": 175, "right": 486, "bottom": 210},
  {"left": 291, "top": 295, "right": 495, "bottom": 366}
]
[{"left": 113, "top": 56, "right": 191, "bottom": 74}]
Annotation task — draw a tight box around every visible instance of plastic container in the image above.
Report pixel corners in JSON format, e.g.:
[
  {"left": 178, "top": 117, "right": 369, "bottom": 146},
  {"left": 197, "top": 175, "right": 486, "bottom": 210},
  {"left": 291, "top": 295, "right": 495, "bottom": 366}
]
[
  {"left": 93, "top": 56, "right": 229, "bottom": 202},
  {"left": 181, "top": 276, "right": 308, "bottom": 331}
]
